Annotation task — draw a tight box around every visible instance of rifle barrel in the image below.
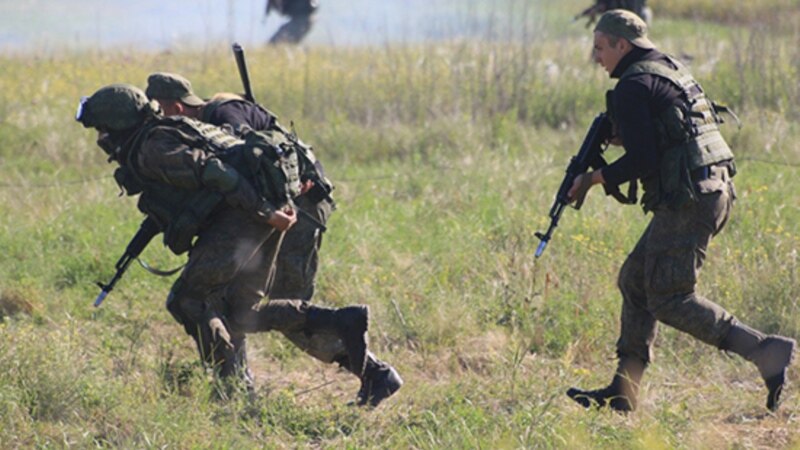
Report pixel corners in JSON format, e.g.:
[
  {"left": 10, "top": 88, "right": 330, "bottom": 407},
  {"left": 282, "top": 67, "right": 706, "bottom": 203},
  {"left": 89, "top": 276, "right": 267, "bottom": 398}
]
[{"left": 232, "top": 43, "right": 255, "bottom": 103}]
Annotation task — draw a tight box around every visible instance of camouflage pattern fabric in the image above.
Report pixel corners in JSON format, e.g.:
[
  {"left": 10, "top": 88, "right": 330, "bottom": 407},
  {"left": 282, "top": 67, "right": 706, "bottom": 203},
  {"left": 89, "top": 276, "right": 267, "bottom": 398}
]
[
  {"left": 129, "top": 126, "right": 344, "bottom": 373},
  {"left": 269, "top": 194, "right": 334, "bottom": 300},
  {"left": 616, "top": 165, "right": 736, "bottom": 363},
  {"left": 168, "top": 207, "right": 351, "bottom": 371}
]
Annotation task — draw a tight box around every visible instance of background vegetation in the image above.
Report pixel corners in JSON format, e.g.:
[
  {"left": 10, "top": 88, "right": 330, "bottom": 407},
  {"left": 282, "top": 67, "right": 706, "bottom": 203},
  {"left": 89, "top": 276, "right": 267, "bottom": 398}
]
[{"left": 0, "top": 0, "right": 798, "bottom": 448}]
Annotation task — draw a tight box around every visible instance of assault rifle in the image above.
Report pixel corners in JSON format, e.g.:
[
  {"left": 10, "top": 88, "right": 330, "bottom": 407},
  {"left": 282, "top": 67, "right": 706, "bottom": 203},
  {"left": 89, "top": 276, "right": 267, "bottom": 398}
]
[
  {"left": 534, "top": 113, "right": 633, "bottom": 258},
  {"left": 93, "top": 217, "right": 160, "bottom": 307}
]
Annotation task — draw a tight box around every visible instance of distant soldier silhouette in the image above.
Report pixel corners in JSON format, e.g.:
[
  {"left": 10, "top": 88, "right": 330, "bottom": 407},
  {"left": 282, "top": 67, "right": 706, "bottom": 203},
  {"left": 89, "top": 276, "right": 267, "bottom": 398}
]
[
  {"left": 266, "top": 0, "right": 319, "bottom": 44},
  {"left": 576, "top": 0, "right": 652, "bottom": 27}
]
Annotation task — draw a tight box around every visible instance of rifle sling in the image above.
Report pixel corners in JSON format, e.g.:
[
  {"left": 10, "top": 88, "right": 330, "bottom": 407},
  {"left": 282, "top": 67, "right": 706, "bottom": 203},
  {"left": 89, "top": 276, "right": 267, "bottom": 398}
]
[{"left": 137, "top": 258, "right": 185, "bottom": 277}]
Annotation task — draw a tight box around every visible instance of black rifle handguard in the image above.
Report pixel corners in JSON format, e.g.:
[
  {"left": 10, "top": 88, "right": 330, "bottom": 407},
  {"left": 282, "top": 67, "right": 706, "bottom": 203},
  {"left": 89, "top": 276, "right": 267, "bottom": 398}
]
[{"left": 94, "top": 217, "right": 160, "bottom": 307}]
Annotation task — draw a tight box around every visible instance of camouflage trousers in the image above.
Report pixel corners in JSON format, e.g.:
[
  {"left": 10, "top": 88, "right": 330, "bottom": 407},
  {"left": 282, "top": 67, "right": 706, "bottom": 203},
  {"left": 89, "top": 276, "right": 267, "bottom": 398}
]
[
  {"left": 616, "top": 165, "right": 736, "bottom": 364},
  {"left": 269, "top": 195, "right": 334, "bottom": 301},
  {"left": 166, "top": 208, "right": 347, "bottom": 377}
]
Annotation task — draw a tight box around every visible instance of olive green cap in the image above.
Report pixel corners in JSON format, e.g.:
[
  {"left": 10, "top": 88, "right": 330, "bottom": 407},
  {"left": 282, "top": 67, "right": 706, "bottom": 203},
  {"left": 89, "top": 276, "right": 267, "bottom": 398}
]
[
  {"left": 594, "top": 9, "right": 655, "bottom": 50},
  {"left": 76, "top": 83, "right": 152, "bottom": 131},
  {"left": 145, "top": 72, "right": 205, "bottom": 106}
]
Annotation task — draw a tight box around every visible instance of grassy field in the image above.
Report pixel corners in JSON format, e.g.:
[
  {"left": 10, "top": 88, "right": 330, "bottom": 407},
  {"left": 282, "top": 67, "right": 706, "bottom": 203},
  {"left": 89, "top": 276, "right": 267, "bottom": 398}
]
[{"left": 1, "top": 0, "right": 799, "bottom": 448}]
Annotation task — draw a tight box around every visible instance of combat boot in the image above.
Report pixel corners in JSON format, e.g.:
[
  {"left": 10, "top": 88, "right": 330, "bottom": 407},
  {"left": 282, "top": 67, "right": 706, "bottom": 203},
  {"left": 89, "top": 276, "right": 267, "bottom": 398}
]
[
  {"left": 720, "top": 321, "right": 796, "bottom": 411},
  {"left": 567, "top": 357, "right": 646, "bottom": 412},
  {"left": 306, "top": 305, "right": 369, "bottom": 377},
  {"left": 218, "top": 335, "right": 256, "bottom": 396},
  {"left": 356, "top": 352, "right": 403, "bottom": 408}
]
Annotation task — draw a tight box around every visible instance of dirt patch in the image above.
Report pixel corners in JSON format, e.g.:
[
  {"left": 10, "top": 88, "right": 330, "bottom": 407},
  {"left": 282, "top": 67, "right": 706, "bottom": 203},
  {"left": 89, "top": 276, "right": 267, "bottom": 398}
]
[{"left": 0, "top": 289, "right": 35, "bottom": 320}]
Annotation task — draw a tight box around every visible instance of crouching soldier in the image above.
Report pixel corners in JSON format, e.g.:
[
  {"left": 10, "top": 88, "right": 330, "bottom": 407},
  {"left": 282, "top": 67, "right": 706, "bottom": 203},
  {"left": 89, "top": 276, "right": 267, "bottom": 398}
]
[{"left": 76, "top": 84, "right": 402, "bottom": 407}]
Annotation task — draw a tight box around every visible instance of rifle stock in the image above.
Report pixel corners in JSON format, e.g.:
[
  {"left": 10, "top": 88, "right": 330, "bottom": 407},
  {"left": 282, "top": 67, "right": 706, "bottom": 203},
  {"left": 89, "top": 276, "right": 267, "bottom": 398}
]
[
  {"left": 94, "top": 217, "right": 160, "bottom": 307},
  {"left": 534, "top": 113, "right": 611, "bottom": 258}
]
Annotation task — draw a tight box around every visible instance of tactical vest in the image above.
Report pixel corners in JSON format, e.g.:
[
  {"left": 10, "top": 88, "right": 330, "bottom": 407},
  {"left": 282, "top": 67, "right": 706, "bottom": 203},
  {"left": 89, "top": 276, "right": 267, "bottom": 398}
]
[
  {"left": 610, "top": 56, "right": 735, "bottom": 211},
  {"left": 203, "top": 95, "right": 334, "bottom": 204},
  {"left": 114, "top": 116, "right": 301, "bottom": 254}
]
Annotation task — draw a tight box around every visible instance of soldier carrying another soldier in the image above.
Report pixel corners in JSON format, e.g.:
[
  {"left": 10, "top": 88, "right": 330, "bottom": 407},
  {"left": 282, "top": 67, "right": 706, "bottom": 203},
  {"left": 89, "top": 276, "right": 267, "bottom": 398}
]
[
  {"left": 76, "top": 83, "right": 402, "bottom": 407},
  {"left": 144, "top": 71, "right": 402, "bottom": 407}
]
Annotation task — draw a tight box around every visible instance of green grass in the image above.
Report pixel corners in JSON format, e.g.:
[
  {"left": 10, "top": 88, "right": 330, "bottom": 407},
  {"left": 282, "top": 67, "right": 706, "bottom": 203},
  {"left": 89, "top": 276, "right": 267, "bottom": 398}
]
[{"left": 1, "top": 1, "right": 800, "bottom": 448}]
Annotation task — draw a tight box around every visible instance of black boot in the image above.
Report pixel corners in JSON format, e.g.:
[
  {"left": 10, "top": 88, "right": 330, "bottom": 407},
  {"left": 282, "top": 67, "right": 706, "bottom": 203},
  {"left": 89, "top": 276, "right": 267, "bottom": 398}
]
[
  {"left": 720, "top": 321, "right": 796, "bottom": 411},
  {"left": 567, "top": 357, "right": 646, "bottom": 412},
  {"left": 356, "top": 352, "right": 403, "bottom": 408},
  {"left": 307, "top": 305, "right": 369, "bottom": 377}
]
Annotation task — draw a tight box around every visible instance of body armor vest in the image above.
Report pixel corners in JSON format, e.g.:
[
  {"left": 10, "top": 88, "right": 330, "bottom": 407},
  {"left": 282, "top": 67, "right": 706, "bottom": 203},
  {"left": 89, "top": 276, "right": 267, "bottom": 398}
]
[
  {"left": 114, "top": 116, "right": 300, "bottom": 254},
  {"left": 611, "top": 56, "right": 735, "bottom": 211},
  {"left": 203, "top": 95, "right": 334, "bottom": 204}
]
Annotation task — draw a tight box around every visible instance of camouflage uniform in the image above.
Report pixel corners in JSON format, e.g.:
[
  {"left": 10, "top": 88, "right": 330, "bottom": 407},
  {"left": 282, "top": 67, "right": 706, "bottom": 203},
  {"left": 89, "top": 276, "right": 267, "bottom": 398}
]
[
  {"left": 119, "top": 115, "right": 367, "bottom": 383},
  {"left": 192, "top": 94, "right": 399, "bottom": 407},
  {"left": 137, "top": 77, "right": 405, "bottom": 406},
  {"left": 616, "top": 164, "right": 735, "bottom": 364},
  {"left": 146, "top": 74, "right": 335, "bottom": 302},
  {"left": 567, "top": 11, "right": 795, "bottom": 413},
  {"left": 200, "top": 93, "right": 334, "bottom": 301},
  {"left": 76, "top": 85, "right": 395, "bottom": 405}
]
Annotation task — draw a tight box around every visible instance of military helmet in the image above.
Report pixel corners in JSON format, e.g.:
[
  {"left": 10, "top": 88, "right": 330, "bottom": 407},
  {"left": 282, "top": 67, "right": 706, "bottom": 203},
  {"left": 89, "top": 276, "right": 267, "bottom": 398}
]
[{"left": 76, "top": 84, "right": 157, "bottom": 131}]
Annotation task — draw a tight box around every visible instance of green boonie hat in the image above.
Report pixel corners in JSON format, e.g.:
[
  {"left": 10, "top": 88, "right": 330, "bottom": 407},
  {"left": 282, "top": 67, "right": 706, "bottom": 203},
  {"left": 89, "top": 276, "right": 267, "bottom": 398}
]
[
  {"left": 594, "top": 9, "right": 655, "bottom": 50},
  {"left": 76, "top": 83, "right": 152, "bottom": 131},
  {"left": 145, "top": 72, "right": 205, "bottom": 106}
]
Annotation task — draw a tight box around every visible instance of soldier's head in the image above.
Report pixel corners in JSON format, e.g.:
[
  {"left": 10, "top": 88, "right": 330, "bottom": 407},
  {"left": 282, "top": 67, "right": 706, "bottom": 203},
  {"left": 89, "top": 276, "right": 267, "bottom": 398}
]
[
  {"left": 145, "top": 72, "right": 205, "bottom": 118},
  {"left": 76, "top": 83, "right": 160, "bottom": 158},
  {"left": 592, "top": 9, "right": 654, "bottom": 74}
]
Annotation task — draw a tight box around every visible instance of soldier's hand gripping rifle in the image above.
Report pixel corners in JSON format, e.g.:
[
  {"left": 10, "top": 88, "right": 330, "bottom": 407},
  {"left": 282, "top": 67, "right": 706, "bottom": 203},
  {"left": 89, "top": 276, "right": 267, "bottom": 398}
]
[
  {"left": 93, "top": 217, "right": 160, "bottom": 307},
  {"left": 534, "top": 113, "right": 631, "bottom": 258}
]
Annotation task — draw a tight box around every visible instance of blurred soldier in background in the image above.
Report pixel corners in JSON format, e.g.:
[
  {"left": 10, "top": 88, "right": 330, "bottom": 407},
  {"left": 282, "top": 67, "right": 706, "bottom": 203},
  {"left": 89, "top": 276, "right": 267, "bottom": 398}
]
[
  {"left": 564, "top": 10, "right": 795, "bottom": 413},
  {"left": 145, "top": 73, "right": 403, "bottom": 407},
  {"left": 266, "top": 0, "right": 319, "bottom": 44},
  {"left": 576, "top": 0, "right": 652, "bottom": 27},
  {"left": 77, "top": 83, "right": 402, "bottom": 407}
]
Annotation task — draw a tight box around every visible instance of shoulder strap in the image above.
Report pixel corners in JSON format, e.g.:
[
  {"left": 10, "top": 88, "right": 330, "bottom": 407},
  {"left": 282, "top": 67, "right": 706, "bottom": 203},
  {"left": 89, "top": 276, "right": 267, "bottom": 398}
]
[{"left": 620, "top": 56, "right": 695, "bottom": 95}]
